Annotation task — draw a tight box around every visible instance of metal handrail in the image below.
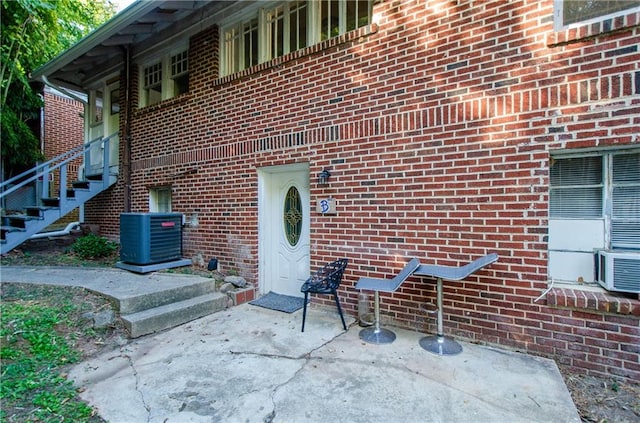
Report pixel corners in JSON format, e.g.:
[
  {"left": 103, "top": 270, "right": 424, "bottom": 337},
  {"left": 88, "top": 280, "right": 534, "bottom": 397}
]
[
  {"left": 0, "top": 132, "right": 116, "bottom": 200},
  {"left": 1, "top": 136, "right": 98, "bottom": 190}
]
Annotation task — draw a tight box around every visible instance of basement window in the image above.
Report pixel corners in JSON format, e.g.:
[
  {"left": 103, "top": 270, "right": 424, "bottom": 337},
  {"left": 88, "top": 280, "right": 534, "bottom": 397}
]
[
  {"left": 149, "top": 187, "right": 172, "bottom": 213},
  {"left": 548, "top": 149, "right": 640, "bottom": 286}
]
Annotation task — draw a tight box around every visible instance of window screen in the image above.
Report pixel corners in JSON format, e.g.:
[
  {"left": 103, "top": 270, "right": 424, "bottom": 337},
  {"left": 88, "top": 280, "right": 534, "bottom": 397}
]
[
  {"left": 611, "top": 152, "right": 640, "bottom": 249},
  {"left": 550, "top": 156, "right": 603, "bottom": 218}
]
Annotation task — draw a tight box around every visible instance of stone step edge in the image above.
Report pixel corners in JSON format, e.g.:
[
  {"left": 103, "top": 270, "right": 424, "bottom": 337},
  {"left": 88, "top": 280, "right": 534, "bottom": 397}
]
[{"left": 121, "top": 292, "right": 227, "bottom": 338}]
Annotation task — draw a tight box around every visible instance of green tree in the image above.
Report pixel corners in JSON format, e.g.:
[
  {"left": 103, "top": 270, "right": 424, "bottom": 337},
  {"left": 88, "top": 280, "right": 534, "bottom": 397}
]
[{"left": 1, "top": 0, "right": 117, "bottom": 179}]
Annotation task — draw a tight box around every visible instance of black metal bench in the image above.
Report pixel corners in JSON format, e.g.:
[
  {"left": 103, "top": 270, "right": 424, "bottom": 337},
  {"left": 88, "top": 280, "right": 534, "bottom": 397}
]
[
  {"left": 414, "top": 253, "right": 499, "bottom": 355},
  {"left": 300, "top": 258, "right": 349, "bottom": 332},
  {"left": 355, "top": 258, "right": 421, "bottom": 344}
]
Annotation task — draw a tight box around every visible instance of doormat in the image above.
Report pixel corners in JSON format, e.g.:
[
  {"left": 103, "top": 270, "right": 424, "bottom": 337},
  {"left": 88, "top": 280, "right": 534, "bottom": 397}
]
[{"left": 249, "top": 292, "right": 307, "bottom": 313}]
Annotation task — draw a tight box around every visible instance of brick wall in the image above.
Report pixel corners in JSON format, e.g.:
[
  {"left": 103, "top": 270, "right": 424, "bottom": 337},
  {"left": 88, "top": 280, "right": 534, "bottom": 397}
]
[
  {"left": 43, "top": 90, "right": 84, "bottom": 186},
  {"left": 43, "top": 90, "right": 84, "bottom": 224},
  {"left": 87, "top": 0, "right": 640, "bottom": 380}
]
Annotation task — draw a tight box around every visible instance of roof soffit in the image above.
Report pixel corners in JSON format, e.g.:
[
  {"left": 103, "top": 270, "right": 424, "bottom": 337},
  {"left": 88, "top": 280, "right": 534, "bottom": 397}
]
[{"left": 33, "top": 0, "right": 244, "bottom": 90}]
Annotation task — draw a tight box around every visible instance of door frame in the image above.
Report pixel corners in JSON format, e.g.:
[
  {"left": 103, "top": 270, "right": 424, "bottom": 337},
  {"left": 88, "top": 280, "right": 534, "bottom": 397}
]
[{"left": 257, "top": 162, "right": 310, "bottom": 296}]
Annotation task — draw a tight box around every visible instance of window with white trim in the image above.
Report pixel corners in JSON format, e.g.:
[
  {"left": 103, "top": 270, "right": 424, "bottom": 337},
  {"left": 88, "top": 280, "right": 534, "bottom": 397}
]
[
  {"left": 221, "top": 0, "right": 371, "bottom": 77},
  {"left": 320, "top": 0, "right": 369, "bottom": 40},
  {"left": 548, "top": 150, "right": 640, "bottom": 285},
  {"left": 554, "top": 0, "right": 640, "bottom": 30},
  {"left": 91, "top": 89, "right": 103, "bottom": 125},
  {"left": 223, "top": 17, "right": 258, "bottom": 76},
  {"left": 264, "top": 1, "right": 308, "bottom": 60},
  {"left": 139, "top": 48, "right": 189, "bottom": 108},
  {"left": 171, "top": 50, "right": 189, "bottom": 96},
  {"left": 149, "top": 187, "right": 172, "bottom": 213},
  {"left": 143, "top": 61, "right": 162, "bottom": 106}
]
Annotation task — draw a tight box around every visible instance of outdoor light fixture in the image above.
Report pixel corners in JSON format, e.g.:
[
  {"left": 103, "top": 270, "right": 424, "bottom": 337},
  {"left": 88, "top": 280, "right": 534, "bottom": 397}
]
[
  {"left": 318, "top": 169, "right": 331, "bottom": 185},
  {"left": 207, "top": 258, "right": 218, "bottom": 271}
]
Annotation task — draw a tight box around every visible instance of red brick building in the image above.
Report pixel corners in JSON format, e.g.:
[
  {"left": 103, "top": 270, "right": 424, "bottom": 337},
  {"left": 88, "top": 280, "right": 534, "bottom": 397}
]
[
  {"left": 40, "top": 87, "right": 85, "bottom": 224},
  {"left": 42, "top": 87, "right": 84, "bottom": 163},
  {"left": 33, "top": 0, "right": 640, "bottom": 380}
]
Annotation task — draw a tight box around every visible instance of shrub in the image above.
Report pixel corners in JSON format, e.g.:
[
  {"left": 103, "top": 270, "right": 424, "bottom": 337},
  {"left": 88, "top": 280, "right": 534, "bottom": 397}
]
[{"left": 70, "top": 234, "right": 117, "bottom": 259}]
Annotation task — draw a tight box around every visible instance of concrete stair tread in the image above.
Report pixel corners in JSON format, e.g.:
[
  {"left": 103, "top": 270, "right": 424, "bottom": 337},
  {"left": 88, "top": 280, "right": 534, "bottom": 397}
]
[
  {"left": 1, "top": 226, "right": 26, "bottom": 232},
  {"left": 121, "top": 292, "right": 227, "bottom": 338},
  {"left": 2, "top": 172, "right": 115, "bottom": 255},
  {"left": 114, "top": 279, "right": 218, "bottom": 314}
]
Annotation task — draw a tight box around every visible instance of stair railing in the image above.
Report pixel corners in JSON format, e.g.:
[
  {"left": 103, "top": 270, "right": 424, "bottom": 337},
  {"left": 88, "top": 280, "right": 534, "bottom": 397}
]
[{"left": 1, "top": 133, "right": 117, "bottom": 212}]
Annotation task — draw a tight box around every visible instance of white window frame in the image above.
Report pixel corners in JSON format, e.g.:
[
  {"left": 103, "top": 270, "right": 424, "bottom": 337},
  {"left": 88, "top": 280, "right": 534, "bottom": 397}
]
[
  {"left": 142, "top": 61, "right": 162, "bottom": 107},
  {"left": 553, "top": 0, "right": 640, "bottom": 31},
  {"left": 149, "top": 186, "right": 172, "bottom": 213},
  {"left": 220, "top": 0, "right": 371, "bottom": 77},
  {"left": 221, "top": 16, "right": 259, "bottom": 76},
  {"left": 170, "top": 50, "right": 189, "bottom": 97},
  {"left": 138, "top": 45, "right": 189, "bottom": 108},
  {"left": 548, "top": 148, "right": 640, "bottom": 285},
  {"left": 89, "top": 89, "right": 103, "bottom": 126}
]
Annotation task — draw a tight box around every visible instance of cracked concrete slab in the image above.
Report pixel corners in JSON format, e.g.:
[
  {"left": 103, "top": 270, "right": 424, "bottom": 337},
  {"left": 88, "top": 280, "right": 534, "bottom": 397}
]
[{"left": 68, "top": 303, "right": 580, "bottom": 423}]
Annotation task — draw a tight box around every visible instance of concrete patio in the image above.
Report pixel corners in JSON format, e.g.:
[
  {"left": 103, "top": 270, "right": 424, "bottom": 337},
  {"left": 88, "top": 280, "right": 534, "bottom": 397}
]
[{"left": 1, "top": 266, "right": 580, "bottom": 422}]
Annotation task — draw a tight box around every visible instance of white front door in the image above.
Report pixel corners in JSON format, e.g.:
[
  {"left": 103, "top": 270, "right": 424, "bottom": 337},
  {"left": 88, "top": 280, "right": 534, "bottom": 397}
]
[
  {"left": 258, "top": 163, "right": 310, "bottom": 298},
  {"left": 86, "top": 88, "right": 104, "bottom": 176},
  {"left": 105, "top": 81, "right": 120, "bottom": 172}
]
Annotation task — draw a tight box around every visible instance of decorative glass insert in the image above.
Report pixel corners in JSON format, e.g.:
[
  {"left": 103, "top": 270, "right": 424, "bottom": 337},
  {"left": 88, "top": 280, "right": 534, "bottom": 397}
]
[{"left": 284, "top": 186, "right": 303, "bottom": 246}]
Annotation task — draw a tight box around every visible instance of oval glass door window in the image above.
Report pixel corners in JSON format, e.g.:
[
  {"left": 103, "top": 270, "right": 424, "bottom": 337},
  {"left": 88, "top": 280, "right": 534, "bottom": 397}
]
[{"left": 284, "top": 186, "right": 303, "bottom": 246}]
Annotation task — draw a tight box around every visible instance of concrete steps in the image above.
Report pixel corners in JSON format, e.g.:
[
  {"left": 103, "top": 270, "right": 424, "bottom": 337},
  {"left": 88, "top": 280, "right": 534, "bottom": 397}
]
[
  {"left": 108, "top": 278, "right": 227, "bottom": 338},
  {"left": 0, "top": 265, "right": 228, "bottom": 339},
  {"left": 122, "top": 292, "right": 227, "bottom": 338}
]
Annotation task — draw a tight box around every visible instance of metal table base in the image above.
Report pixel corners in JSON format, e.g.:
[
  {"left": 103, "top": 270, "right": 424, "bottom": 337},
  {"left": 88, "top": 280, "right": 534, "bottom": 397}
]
[
  {"left": 419, "top": 335, "right": 462, "bottom": 355},
  {"left": 419, "top": 277, "right": 462, "bottom": 355},
  {"left": 359, "top": 291, "right": 396, "bottom": 344}
]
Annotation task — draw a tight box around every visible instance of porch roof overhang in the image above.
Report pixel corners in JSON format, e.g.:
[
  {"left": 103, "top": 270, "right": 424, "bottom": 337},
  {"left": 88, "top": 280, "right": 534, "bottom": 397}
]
[{"left": 31, "top": 0, "right": 243, "bottom": 91}]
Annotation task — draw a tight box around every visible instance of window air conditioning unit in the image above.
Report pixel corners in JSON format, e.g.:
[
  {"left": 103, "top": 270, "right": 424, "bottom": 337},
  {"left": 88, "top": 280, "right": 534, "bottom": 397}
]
[
  {"left": 596, "top": 250, "right": 640, "bottom": 294},
  {"left": 120, "top": 213, "right": 183, "bottom": 265}
]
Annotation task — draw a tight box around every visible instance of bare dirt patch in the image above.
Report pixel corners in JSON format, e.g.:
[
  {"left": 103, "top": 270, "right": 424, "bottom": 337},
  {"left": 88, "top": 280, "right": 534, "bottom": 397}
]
[{"left": 560, "top": 365, "right": 640, "bottom": 423}]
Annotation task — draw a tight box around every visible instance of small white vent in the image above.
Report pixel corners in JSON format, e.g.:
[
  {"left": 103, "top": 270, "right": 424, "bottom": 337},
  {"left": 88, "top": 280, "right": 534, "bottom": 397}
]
[{"left": 597, "top": 250, "right": 640, "bottom": 293}]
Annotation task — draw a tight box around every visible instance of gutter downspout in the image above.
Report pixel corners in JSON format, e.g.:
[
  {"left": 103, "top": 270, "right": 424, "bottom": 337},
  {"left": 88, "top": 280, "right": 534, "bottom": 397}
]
[{"left": 122, "top": 45, "right": 132, "bottom": 212}]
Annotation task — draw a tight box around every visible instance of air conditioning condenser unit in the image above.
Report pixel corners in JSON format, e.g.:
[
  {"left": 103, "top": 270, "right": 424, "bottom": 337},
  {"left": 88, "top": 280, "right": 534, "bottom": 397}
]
[
  {"left": 120, "top": 212, "right": 183, "bottom": 265},
  {"left": 597, "top": 250, "right": 640, "bottom": 294}
]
